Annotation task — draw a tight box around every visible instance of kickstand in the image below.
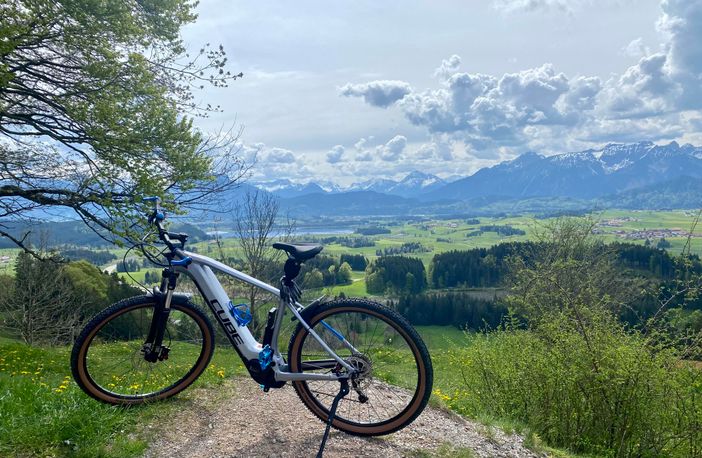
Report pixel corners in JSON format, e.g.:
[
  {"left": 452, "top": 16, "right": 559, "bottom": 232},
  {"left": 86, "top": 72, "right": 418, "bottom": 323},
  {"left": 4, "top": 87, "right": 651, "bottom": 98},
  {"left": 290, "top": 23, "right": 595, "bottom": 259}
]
[{"left": 316, "top": 379, "right": 350, "bottom": 458}]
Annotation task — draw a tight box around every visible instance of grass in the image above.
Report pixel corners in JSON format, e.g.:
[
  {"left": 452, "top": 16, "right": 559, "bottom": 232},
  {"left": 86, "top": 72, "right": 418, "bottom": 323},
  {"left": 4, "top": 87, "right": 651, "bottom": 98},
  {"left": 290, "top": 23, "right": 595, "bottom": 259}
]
[
  {"left": 0, "top": 337, "right": 246, "bottom": 457},
  {"left": 0, "top": 319, "right": 588, "bottom": 457},
  {"left": 0, "top": 323, "right": 469, "bottom": 457},
  {"left": 115, "top": 266, "right": 163, "bottom": 286},
  {"left": 327, "top": 273, "right": 369, "bottom": 297}
]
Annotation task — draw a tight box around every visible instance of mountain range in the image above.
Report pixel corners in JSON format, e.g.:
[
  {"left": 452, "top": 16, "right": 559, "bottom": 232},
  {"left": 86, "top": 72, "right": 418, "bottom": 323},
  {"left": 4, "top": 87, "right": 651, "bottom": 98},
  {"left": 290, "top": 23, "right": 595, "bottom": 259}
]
[
  {"left": 253, "top": 170, "right": 447, "bottom": 198},
  {"left": 430, "top": 141, "right": 702, "bottom": 201},
  {"left": 242, "top": 141, "right": 702, "bottom": 216},
  {"left": 5, "top": 141, "right": 700, "bottom": 246}
]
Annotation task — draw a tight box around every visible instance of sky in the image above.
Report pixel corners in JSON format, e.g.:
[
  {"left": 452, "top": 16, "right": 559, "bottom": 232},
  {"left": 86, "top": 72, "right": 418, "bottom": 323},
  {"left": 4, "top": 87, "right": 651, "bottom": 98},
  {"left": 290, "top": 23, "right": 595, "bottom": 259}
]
[{"left": 182, "top": 0, "right": 702, "bottom": 185}]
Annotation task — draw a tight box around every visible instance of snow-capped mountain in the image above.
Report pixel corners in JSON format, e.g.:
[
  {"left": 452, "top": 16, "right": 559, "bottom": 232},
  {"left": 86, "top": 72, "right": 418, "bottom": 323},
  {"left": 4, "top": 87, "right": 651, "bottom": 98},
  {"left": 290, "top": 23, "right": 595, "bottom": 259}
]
[
  {"left": 250, "top": 142, "right": 702, "bottom": 206},
  {"left": 251, "top": 179, "right": 327, "bottom": 198},
  {"left": 314, "top": 180, "right": 343, "bottom": 193},
  {"left": 255, "top": 171, "right": 447, "bottom": 198},
  {"left": 386, "top": 171, "right": 446, "bottom": 197},
  {"left": 429, "top": 141, "right": 702, "bottom": 201},
  {"left": 348, "top": 171, "right": 445, "bottom": 197},
  {"left": 348, "top": 177, "right": 398, "bottom": 194}
]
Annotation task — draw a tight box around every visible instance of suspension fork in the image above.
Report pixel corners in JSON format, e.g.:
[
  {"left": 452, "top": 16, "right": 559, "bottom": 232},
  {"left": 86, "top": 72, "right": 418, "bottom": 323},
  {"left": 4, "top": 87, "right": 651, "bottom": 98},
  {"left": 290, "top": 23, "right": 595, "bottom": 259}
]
[{"left": 143, "top": 268, "right": 178, "bottom": 362}]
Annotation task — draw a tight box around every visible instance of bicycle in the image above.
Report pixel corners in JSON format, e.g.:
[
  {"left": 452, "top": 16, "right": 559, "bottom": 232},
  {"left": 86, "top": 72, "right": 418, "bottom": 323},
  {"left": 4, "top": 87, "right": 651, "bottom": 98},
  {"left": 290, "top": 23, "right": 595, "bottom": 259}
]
[{"left": 71, "top": 197, "right": 433, "bottom": 451}]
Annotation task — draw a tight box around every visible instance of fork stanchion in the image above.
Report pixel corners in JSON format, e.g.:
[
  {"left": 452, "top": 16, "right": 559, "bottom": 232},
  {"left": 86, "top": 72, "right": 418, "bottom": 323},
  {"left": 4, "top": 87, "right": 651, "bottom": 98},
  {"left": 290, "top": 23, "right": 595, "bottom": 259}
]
[{"left": 316, "top": 379, "right": 350, "bottom": 458}]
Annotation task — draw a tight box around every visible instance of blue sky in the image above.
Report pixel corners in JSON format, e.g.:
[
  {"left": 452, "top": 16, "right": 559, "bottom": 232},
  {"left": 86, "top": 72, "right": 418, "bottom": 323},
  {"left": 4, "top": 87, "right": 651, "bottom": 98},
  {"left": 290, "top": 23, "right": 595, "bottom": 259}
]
[{"left": 182, "top": 0, "right": 702, "bottom": 185}]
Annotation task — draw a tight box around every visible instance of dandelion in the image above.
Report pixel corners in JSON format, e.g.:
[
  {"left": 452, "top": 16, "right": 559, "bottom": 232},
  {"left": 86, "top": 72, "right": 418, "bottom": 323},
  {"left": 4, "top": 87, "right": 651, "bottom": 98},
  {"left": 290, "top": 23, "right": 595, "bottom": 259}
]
[{"left": 216, "top": 369, "right": 225, "bottom": 378}]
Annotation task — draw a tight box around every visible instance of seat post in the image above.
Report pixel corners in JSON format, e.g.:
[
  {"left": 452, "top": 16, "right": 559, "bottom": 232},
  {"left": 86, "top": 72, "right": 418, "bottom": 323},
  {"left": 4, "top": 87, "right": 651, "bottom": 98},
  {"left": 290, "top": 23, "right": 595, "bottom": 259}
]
[{"left": 283, "top": 258, "right": 302, "bottom": 285}]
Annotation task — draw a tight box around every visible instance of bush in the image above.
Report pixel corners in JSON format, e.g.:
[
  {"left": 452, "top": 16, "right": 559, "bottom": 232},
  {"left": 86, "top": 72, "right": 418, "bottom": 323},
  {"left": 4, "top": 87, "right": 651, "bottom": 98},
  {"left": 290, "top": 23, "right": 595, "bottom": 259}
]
[
  {"left": 451, "top": 324, "right": 702, "bottom": 457},
  {"left": 446, "top": 218, "right": 702, "bottom": 457},
  {"left": 0, "top": 254, "right": 142, "bottom": 345}
]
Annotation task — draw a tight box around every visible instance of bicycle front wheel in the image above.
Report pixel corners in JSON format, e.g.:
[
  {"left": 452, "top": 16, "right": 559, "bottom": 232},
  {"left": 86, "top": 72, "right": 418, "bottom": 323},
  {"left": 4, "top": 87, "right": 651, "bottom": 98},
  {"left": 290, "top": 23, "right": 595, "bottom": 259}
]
[
  {"left": 71, "top": 295, "right": 214, "bottom": 404},
  {"left": 287, "top": 298, "right": 433, "bottom": 436}
]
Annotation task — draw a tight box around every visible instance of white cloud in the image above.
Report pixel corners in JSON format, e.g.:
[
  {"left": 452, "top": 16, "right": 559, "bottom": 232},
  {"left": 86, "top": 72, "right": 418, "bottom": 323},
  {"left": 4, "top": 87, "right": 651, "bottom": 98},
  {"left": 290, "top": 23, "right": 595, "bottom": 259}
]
[
  {"left": 326, "top": 145, "right": 345, "bottom": 163},
  {"left": 339, "top": 80, "right": 412, "bottom": 108},
  {"left": 433, "top": 55, "right": 462, "bottom": 81},
  {"left": 493, "top": 0, "right": 578, "bottom": 13},
  {"left": 622, "top": 37, "right": 650, "bottom": 59},
  {"left": 232, "top": 142, "right": 318, "bottom": 181},
  {"left": 356, "top": 151, "right": 373, "bottom": 162},
  {"left": 340, "top": 0, "right": 702, "bottom": 159},
  {"left": 348, "top": 135, "right": 408, "bottom": 162},
  {"left": 415, "top": 141, "right": 453, "bottom": 160},
  {"left": 658, "top": 0, "right": 702, "bottom": 109},
  {"left": 394, "top": 61, "right": 580, "bottom": 153},
  {"left": 558, "top": 75, "right": 602, "bottom": 116},
  {"left": 354, "top": 137, "right": 369, "bottom": 151},
  {"left": 379, "top": 135, "right": 407, "bottom": 161},
  {"left": 601, "top": 53, "right": 679, "bottom": 118},
  {"left": 263, "top": 147, "right": 296, "bottom": 163}
]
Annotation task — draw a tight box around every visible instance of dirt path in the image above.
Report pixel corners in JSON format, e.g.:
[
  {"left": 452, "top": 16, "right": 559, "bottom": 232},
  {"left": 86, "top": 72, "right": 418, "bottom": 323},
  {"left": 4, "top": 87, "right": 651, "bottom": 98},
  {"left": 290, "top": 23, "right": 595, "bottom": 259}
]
[{"left": 145, "top": 378, "right": 540, "bottom": 458}]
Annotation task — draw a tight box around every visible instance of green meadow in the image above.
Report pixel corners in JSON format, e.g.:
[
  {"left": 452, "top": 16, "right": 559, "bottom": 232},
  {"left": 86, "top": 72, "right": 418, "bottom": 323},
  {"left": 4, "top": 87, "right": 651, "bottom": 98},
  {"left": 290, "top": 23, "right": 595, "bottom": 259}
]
[
  {"left": 0, "top": 336, "right": 247, "bottom": 457},
  {"left": 0, "top": 325, "right": 469, "bottom": 457}
]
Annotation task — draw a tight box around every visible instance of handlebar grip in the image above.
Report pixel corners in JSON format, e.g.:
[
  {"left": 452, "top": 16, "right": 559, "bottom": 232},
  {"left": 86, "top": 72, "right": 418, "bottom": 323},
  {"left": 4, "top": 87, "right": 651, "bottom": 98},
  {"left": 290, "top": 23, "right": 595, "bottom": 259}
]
[{"left": 166, "top": 232, "right": 188, "bottom": 242}]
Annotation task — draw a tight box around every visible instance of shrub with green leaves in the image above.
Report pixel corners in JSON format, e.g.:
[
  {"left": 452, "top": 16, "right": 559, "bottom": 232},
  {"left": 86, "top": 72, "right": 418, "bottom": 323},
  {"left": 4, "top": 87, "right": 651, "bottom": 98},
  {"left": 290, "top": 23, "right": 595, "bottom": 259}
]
[
  {"left": 447, "top": 218, "right": 702, "bottom": 457},
  {"left": 451, "top": 324, "right": 702, "bottom": 457}
]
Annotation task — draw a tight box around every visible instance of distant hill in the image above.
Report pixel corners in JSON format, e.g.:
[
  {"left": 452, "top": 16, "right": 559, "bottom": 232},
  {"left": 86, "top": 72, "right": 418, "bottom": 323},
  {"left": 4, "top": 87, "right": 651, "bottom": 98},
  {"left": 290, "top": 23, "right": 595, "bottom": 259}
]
[
  {"left": 3, "top": 142, "right": 700, "bottom": 237},
  {"left": 280, "top": 191, "right": 418, "bottom": 216},
  {"left": 0, "top": 221, "right": 112, "bottom": 248},
  {"left": 600, "top": 175, "right": 702, "bottom": 210}
]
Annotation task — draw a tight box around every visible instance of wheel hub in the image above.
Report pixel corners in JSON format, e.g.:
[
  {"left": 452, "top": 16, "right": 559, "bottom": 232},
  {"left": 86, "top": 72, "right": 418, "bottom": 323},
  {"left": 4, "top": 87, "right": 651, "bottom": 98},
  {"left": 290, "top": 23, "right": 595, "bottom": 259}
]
[{"left": 346, "top": 353, "right": 373, "bottom": 387}]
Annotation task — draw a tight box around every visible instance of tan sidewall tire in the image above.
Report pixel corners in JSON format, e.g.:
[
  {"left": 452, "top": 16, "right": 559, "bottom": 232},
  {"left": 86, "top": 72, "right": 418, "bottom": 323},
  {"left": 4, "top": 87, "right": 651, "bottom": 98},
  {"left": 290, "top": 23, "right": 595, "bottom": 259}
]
[
  {"left": 71, "top": 296, "right": 214, "bottom": 405},
  {"left": 288, "top": 299, "right": 433, "bottom": 436}
]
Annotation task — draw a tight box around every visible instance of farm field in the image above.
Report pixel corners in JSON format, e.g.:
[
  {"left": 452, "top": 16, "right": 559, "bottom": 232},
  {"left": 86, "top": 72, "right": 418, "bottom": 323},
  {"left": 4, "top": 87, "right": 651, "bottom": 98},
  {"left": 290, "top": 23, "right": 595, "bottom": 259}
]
[
  {"left": 188, "top": 209, "right": 702, "bottom": 266},
  {"left": 1, "top": 209, "right": 700, "bottom": 286}
]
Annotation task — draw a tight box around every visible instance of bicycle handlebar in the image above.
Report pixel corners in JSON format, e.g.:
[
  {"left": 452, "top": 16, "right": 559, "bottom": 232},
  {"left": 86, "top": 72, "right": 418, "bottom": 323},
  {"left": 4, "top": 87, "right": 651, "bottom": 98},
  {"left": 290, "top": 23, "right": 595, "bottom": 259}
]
[{"left": 141, "top": 196, "right": 190, "bottom": 265}]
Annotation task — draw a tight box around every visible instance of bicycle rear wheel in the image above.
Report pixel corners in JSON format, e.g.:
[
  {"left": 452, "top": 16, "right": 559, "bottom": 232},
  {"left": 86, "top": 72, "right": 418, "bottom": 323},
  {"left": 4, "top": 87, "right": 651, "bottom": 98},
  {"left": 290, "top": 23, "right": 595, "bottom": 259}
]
[
  {"left": 71, "top": 295, "right": 214, "bottom": 404},
  {"left": 287, "top": 298, "right": 433, "bottom": 436}
]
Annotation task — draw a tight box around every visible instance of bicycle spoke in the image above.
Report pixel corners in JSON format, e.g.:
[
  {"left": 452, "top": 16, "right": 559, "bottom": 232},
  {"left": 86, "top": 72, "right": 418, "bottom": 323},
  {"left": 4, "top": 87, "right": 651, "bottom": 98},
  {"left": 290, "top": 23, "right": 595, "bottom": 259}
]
[
  {"left": 82, "top": 303, "right": 207, "bottom": 399},
  {"left": 295, "top": 307, "right": 422, "bottom": 426}
]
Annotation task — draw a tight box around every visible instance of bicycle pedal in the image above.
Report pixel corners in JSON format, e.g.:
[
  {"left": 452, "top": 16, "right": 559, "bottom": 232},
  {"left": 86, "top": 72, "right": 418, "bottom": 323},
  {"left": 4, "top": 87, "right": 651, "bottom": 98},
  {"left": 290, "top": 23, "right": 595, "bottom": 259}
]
[{"left": 258, "top": 344, "right": 273, "bottom": 370}]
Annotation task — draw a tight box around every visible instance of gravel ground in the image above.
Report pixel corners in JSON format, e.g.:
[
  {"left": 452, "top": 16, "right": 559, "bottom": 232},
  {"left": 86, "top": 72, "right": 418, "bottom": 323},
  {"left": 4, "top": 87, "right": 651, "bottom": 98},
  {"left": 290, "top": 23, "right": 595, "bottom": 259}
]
[{"left": 145, "top": 377, "right": 541, "bottom": 458}]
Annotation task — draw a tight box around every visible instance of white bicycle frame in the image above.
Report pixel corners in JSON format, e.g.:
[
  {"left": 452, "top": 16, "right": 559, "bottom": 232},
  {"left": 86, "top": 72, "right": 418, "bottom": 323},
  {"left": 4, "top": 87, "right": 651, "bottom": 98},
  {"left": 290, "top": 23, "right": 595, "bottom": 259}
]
[{"left": 172, "top": 250, "right": 358, "bottom": 382}]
